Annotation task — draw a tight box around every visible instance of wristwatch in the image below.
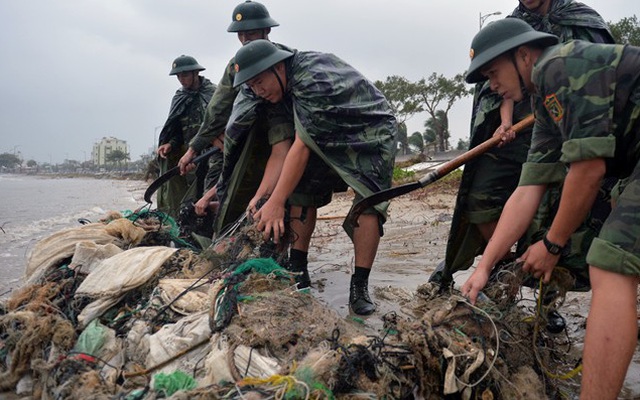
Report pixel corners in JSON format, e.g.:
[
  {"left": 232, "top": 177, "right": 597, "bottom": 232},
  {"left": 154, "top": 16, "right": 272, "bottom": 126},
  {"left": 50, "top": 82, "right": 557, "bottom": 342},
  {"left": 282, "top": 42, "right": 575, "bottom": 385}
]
[{"left": 543, "top": 235, "right": 564, "bottom": 256}]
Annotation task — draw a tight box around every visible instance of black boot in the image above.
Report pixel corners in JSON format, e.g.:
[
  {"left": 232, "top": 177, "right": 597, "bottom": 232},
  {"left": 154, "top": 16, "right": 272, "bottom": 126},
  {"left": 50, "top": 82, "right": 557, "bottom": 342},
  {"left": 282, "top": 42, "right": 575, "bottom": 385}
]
[
  {"left": 286, "top": 262, "right": 311, "bottom": 289},
  {"left": 542, "top": 289, "right": 566, "bottom": 333},
  {"left": 428, "top": 260, "right": 446, "bottom": 284},
  {"left": 546, "top": 310, "right": 566, "bottom": 334},
  {"left": 291, "top": 264, "right": 311, "bottom": 290},
  {"left": 288, "top": 249, "right": 311, "bottom": 289},
  {"left": 349, "top": 277, "right": 376, "bottom": 315}
]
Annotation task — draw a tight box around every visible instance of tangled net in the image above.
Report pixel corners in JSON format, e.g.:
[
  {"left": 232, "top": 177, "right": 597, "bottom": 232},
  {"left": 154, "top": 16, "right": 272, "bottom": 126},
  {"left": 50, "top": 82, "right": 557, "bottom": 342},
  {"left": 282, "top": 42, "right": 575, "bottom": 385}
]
[{"left": 0, "top": 210, "right": 583, "bottom": 399}]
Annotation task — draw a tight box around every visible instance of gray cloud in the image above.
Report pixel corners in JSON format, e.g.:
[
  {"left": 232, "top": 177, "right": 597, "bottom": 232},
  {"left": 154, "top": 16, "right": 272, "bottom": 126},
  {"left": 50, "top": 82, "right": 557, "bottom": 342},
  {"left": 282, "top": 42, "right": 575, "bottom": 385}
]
[{"left": 0, "top": 0, "right": 632, "bottom": 163}]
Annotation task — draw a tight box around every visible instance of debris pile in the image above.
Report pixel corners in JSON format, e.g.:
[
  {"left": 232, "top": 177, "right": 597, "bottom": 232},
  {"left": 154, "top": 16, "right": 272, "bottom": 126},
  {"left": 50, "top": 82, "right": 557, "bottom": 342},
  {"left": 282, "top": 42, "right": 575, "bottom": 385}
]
[{"left": 0, "top": 209, "right": 581, "bottom": 399}]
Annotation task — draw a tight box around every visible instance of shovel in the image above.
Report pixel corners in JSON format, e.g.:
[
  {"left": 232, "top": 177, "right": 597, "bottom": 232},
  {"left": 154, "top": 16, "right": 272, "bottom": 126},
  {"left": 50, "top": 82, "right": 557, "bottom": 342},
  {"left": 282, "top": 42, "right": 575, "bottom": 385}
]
[
  {"left": 347, "top": 114, "right": 534, "bottom": 226},
  {"left": 144, "top": 146, "right": 221, "bottom": 204}
]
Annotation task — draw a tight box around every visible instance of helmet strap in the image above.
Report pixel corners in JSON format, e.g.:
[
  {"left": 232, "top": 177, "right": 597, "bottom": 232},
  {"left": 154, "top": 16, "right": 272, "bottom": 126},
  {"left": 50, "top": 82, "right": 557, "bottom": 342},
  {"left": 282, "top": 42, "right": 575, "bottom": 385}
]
[
  {"left": 270, "top": 65, "right": 286, "bottom": 98},
  {"left": 508, "top": 50, "right": 530, "bottom": 99}
]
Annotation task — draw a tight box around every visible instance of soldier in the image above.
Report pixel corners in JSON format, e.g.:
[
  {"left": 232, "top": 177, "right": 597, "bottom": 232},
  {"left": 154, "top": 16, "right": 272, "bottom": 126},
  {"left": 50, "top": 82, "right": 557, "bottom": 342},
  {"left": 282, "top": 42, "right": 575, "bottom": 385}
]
[
  {"left": 232, "top": 40, "right": 398, "bottom": 315},
  {"left": 156, "top": 55, "right": 215, "bottom": 219},
  {"left": 459, "top": 18, "right": 640, "bottom": 399},
  {"left": 432, "top": 0, "right": 614, "bottom": 332},
  {"left": 177, "top": 1, "right": 294, "bottom": 240}
]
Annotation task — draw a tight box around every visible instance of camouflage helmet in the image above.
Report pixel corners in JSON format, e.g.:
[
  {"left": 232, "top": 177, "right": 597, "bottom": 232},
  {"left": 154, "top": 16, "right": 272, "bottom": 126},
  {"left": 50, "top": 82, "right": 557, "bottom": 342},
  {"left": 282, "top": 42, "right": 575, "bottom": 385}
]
[
  {"left": 466, "top": 18, "right": 558, "bottom": 83},
  {"left": 227, "top": 1, "right": 279, "bottom": 33},
  {"left": 169, "top": 55, "right": 206, "bottom": 76},
  {"left": 233, "top": 40, "right": 293, "bottom": 87}
]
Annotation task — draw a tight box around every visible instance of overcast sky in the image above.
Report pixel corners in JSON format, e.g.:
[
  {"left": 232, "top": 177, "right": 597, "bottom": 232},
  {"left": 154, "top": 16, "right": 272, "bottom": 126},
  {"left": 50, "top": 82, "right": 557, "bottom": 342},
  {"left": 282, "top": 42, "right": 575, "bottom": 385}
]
[{"left": 0, "top": 0, "right": 633, "bottom": 164}]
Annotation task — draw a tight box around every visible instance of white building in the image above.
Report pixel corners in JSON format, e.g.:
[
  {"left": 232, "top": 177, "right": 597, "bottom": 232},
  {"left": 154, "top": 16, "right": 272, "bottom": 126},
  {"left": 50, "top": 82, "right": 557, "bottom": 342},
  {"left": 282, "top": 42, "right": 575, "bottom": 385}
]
[{"left": 92, "top": 137, "right": 129, "bottom": 166}]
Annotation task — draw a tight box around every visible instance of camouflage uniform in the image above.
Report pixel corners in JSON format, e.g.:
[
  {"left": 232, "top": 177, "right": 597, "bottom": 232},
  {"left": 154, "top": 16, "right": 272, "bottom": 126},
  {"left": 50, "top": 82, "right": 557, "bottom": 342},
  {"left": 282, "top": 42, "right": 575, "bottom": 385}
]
[
  {"left": 438, "top": 0, "right": 614, "bottom": 285},
  {"left": 206, "top": 45, "right": 296, "bottom": 235},
  {"left": 284, "top": 50, "right": 398, "bottom": 237},
  {"left": 525, "top": 41, "right": 640, "bottom": 275},
  {"left": 188, "top": 59, "right": 238, "bottom": 196},
  {"left": 157, "top": 76, "right": 215, "bottom": 219},
  {"left": 227, "top": 49, "right": 398, "bottom": 237}
]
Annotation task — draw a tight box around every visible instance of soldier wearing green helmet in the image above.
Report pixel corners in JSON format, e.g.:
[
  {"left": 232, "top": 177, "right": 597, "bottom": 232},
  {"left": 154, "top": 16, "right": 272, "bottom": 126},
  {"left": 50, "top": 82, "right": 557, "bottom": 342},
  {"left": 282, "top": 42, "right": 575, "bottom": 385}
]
[
  {"left": 230, "top": 39, "right": 398, "bottom": 315},
  {"left": 227, "top": 0, "right": 279, "bottom": 33},
  {"left": 168, "top": 55, "right": 206, "bottom": 76},
  {"left": 432, "top": 0, "right": 615, "bottom": 334},
  {"left": 176, "top": 1, "right": 295, "bottom": 249},
  {"left": 156, "top": 55, "right": 215, "bottom": 220},
  {"left": 459, "top": 17, "right": 640, "bottom": 399}
]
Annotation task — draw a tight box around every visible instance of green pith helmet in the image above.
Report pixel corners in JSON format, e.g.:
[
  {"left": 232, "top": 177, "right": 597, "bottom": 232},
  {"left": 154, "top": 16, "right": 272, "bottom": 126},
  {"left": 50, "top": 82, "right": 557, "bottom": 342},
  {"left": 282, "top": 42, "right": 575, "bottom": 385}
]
[
  {"left": 233, "top": 40, "right": 293, "bottom": 87},
  {"left": 169, "top": 55, "right": 205, "bottom": 75},
  {"left": 227, "top": 0, "right": 279, "bottom": 33},
  {"left": 466, "top": 18, "right": 558, "bottom": 83}
]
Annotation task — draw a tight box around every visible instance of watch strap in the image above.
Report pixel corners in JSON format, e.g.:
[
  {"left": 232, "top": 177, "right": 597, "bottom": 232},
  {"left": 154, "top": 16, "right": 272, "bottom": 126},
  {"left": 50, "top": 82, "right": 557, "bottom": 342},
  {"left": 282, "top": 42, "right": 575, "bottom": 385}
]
[{"left": 543, "top": 234, "right": 563, "bottom": 255}]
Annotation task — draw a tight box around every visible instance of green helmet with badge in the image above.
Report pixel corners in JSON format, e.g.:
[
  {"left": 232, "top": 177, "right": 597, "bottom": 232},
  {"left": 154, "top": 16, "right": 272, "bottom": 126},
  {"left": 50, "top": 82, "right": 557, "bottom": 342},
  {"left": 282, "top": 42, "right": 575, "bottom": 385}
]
[
  {"left": 227, "top": 0, "right": 279, "bottom": 33},
  {"left": 169, "top": 55, "right": 205, "bottom": 76},
  {"left": 233, "top": 40, "right": 293, "bottom": 87},
  {"left": 466, "top": 18, "right": 558, "bottom": 83}
]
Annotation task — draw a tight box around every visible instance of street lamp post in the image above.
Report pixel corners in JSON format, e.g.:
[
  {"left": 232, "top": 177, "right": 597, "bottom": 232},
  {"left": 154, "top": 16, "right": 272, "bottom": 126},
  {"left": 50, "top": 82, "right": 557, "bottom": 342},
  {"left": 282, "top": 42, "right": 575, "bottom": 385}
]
[{"left": 479, "top": 11, "right": 502, "bottom": 30}]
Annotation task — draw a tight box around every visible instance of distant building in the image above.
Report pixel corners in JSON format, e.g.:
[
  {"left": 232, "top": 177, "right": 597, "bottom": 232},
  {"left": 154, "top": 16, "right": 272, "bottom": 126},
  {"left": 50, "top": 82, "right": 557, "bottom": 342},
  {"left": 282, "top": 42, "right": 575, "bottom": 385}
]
[{"left": 92, "top": 137, "right": 129, "bottom": 166}]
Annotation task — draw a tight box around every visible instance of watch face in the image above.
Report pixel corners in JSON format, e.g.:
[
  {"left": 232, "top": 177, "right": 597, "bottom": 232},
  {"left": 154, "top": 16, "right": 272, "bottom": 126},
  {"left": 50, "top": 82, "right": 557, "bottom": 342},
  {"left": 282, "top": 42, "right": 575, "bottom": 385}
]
[{"left": 544, "top": 236, "right": 562, "bottom": 255}]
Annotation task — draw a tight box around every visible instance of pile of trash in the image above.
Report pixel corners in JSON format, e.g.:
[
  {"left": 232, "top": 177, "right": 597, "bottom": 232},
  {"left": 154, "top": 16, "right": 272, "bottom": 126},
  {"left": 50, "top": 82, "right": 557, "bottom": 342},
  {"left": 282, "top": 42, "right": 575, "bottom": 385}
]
[{"left": 0, "top": 208, "right": 582, "bottom": 399}]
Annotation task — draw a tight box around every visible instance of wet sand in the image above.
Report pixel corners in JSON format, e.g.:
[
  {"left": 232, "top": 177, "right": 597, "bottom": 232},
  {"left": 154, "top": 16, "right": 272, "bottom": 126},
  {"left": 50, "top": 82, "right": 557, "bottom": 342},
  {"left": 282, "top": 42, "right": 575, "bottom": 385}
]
[
  {"left": 1, "top": 178, "right": 639, "bottom": 398},
  {"left": 309, "top": 189, "right": 640, "bottom": 399}
]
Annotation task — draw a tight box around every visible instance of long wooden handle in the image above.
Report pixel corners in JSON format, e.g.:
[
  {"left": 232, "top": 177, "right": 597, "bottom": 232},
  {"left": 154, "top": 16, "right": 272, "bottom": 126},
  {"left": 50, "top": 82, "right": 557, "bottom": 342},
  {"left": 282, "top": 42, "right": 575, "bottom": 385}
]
[
  {"left": 346, "top": 114, "right": 534, "bottom": 226},
  {"left": 419, "top": 114, "right": 534, "bottom": 186}
]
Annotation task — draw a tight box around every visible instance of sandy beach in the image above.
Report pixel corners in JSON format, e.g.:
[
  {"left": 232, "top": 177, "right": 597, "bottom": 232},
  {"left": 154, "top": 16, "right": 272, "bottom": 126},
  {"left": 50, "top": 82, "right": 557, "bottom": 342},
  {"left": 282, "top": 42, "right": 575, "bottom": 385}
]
[{"left": 1, "top": 175, "right": 639, "bottom": 398}]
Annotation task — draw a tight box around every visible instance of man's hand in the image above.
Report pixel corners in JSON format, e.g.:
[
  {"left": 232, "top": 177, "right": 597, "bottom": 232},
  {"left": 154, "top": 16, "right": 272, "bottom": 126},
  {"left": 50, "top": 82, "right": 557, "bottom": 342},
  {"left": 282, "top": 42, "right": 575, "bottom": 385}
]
[
  {"left": 195, "top": 186, "right": 217, "bottom": 216},
  {"left": 246, "top": 194, "right": 266, "bottom": 218},
  {"left": 461, "top": 268, "right": 491, "bottom": 305},
  {"left": 494, "top": 124, "right": 516, "bottom": 147},
  {"left": 519, "top": 240, "right": 560, "bottom": 283},
  {"left": 157, "top": 143, "right": 172, "bottom": 159},
  {"left": 194, "top": 197, "right": 210, "bottom": 216},
  {"left": 253, "top": 198, "right": 285, "bottom": 244},
  {"left": 178, "top": 148, "right": 197, "bottom": 175}
]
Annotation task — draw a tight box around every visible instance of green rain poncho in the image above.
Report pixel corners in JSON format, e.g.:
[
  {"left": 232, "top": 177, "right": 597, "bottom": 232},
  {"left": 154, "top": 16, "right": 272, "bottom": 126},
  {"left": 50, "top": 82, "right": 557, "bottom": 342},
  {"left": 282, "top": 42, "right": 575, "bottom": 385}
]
[{"left": 222, "top": 48, "right": 397, "bottom": 237}]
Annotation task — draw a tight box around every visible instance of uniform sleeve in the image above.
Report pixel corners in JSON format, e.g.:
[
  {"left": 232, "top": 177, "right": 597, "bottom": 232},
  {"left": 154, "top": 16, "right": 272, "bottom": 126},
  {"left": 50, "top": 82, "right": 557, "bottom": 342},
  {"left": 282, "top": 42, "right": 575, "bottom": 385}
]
[
  {"left": 533, "top": 48, "right": 617, "bottom": 165},
  {"left": 189, "top": 60, "right": 239, "bottom": 153},
  {"left": 265, "top": 102, "right": 294, "bottom": 145},
  {"left": 519, "top": 102, "right": 567, "bottom": 186}
]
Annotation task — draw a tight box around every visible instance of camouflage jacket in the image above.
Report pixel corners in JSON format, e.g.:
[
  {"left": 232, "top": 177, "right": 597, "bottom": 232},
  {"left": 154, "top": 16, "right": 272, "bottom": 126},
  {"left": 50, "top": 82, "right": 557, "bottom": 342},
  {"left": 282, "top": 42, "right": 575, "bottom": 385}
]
[
  {"left": 520, "top": 41, "right": 640, "bottom": 185},
  {"left": 470, "top": 0, "right": 614, "bottom": 149},
  {"left": 189, "top": 59, "right": 237, "bottom": 153},
  {"left": 286, "top": 50, "right": 398, "bottom": 203},
  {"left": 158, "top": 76, "right": 215, "bottom": 151}
]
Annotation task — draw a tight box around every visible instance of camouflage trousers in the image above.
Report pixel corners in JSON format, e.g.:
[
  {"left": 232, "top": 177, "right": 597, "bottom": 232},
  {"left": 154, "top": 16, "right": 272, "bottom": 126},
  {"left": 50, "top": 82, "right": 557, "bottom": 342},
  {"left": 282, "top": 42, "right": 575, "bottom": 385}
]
[
  {"left": 288, "top": 151, "right": 383, "bottom": 237},
  {"left": 587, "top": 163, "right": 640, "bottom": 276},
  {"left": 289, "top": 151, "right": 347, "bottom": 208},
  {"left": 204, "top": 149, "right": 223, "bottom": 191}
]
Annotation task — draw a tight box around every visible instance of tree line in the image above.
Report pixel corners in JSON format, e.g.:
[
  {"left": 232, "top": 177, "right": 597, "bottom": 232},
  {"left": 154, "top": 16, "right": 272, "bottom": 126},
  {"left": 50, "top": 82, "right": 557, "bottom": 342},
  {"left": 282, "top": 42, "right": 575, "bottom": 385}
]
[{"left": 374, "top": 15, "right": 640, "bottom": 156}]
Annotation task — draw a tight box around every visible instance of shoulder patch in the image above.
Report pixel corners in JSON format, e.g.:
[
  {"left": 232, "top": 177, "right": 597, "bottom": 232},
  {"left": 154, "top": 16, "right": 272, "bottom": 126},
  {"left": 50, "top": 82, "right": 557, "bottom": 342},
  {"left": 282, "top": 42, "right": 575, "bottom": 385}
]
[{"left": 544, "top": 94, "right": 564, "bottom": 122}]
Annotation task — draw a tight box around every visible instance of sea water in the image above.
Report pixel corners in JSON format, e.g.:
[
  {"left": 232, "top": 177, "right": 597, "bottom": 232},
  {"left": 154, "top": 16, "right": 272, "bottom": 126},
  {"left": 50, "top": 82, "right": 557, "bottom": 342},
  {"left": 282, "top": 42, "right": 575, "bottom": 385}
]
[{"left": 0, "top": 174, "right": 148, "bottom": 295}]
